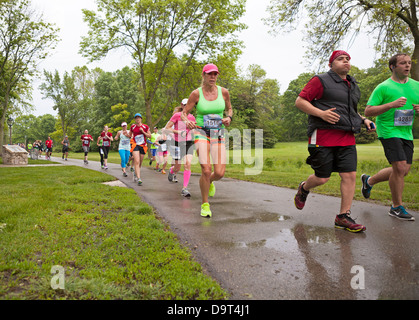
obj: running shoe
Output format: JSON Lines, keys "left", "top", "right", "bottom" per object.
{"left": 168, "top": 171, "right": 173, "bottom": 182}
{"left": 137, "top": 179, "right": 142, "bottom": 186}
{"left": 201, "top": 202, "right": 212, "bottom": 218}
{"left": 209, "top": 182, "right": 215, "bottom": 197}
{"left": 173, "top": 174, "right": 178, "bottom": 183}
{"left": 181, "top": 188, "right": 191, "bottom": 198}
{"left": 161, "top": 170, "right": 166, "bottom": 174}
{"left": 123, "top": 172, "right": 128, "bottom": 177}
{"left": 104, "top": 166, "right": 108, "bottom": 170}
{"left": 294, "top": 181, "right": 309, "bottom": 210}
{"left": 335, "top": 211, "right": 366, "bottom": 233}
{"left": 361, "top": 174, "right": 372, "bottom": 199}
{"left": 389, "top": 206, "right": 415, "bottom": 221}
{"left": 130, "top": 167, "right": 134, "bottom": 172}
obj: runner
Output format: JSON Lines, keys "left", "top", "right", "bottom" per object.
{"left": 97, "top": 137, "right": 104, "bottom": 169}
{"left": 114, "top": 122, "right": 131, "bottom": 177}
{"left": 293, "top": 50, "right": 375, "bottom": 233}
{"left": 61, "top": 135, "right": 69, "bottom": 161}
{"left": 165, "top": 99, "right": 196, "bottom": 197}
{"left": 149, "top": 127, "right": 159, "bottom": 168}
{"left": 45, "top": 136, "right": 53, "bottom": 160}
{"left": 80, "top": 130, "right": 94, "bottom": 165}
{"left": 182, "top": 63, "right": 233, "bottom": 217}
{"left": 97, "top": 125, "right": 113, "bottom": 169}
{"left": 130, "top": 113, "right": 151, "bottom": 185}
{"left": 361, "top": 53, "right": 419, "bottom": 221}
{"left": 156, "top": 131, "right": 169, "bottom": 174}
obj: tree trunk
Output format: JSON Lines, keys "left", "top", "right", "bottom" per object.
{"left": 411, "top": 40, "right": 419, "bottom": 81}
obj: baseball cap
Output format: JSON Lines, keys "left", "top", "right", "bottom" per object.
{"left": 329, "top": 50, "right": 351, "bottom": 64}
{"left": 134, "top": 113, "right": 142, "bottom": 118}
{"left": 181, "top": 99, "right": 188, "bottom": 105}
{"left": 202, "top": 63, "right": 219, "bottom": 74}
{"left": 121, "top": 122, "right": 127, "bottom": 127}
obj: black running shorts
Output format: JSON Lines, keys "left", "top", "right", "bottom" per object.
{"left": 306, "top": 145, "right": 357, "bottom": 178}
{"left": 379, "top": 138, "right": 413, "bottom": 164}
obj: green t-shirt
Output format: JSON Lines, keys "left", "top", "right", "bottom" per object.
{"left": 367, "top": 78, "right": 419, "bottom": 140}
{"left": 150, "top": 132, "right": 158, "bottom": 149}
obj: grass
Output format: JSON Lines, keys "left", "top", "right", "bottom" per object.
{"left": 66, "top": 140, "right": 419, "bottom": 210}
{"left": 223, "top": 140, "right": 419, "bottom": 211}
{"left": 0, "top": 166, "right": 227, "bottom": 300}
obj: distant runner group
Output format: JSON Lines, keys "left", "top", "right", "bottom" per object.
{"left": 30, "top": 56, "right": 418, "bottom": 231}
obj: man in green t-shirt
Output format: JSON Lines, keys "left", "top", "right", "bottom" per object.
{"left": 361, "top": 53, "right": 419, "bottom": 221}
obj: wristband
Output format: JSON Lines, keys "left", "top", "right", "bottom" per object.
{"left": 228, "top": 115, "right": 233, "bottom": 121}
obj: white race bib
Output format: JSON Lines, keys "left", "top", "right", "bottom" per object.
{"left": 394, "top": 109, "right": 414, "bottom": 126}
{"left": 203, "top": 114, "right": 222, "bottom": 129}
{"left": 135, "top": 135, "right": 145, "bottom": 145}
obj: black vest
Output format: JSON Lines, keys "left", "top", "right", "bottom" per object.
{"left": 307, "top": 70, "right": 362, "bottom": 137}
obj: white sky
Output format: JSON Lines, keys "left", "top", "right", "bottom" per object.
{"left": 30, "top": 0, "right": 376, "bottom": 116}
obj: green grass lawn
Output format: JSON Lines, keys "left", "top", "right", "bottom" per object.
{"left": 0, "top": 166, "right": 227, "bottom": 300}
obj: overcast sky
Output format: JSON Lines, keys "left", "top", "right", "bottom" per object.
{"left": 30, "top": 0, "right": 376, "bottom": 116}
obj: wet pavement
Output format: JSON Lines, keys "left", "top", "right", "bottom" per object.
{"left": 51, "top": 156, "right": 419, "bottom": 300}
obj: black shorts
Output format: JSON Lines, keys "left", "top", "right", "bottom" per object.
{"left": 172, "top": 140, "right": 195, "bottom": 160}
{"left": 306, "top": 145, "right": 357, "bottom": 178}
{"left": 379, "top": 138, "right": 414, "bottom": 164}
{"left": 133, "top": 145, "right": 146, "bottom": 155}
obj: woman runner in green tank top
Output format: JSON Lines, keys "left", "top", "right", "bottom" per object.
{"left": 181, "top": 63, "right": 233, "bottom": 218}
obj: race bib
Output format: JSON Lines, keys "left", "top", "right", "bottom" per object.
{"left": 394, "top": 109, "right": 414, "bottom": 126}
{"left": 161, "top": 143, "right": 167, "bottom": 152}
{"left": 103, "top": 140, "right": 110, "bottom": 147}
{"left": 121, "top": 139, "right": 130, "bottom": 146}
{"left": 203, "top": 114, "right": 222, "bottom": 129}
{"left": 135, "top": 135, "right": 145, "bottom": 145}
{"left": 83, "top": 140, "right": 89, "bottom": 145}
{"left": 173, "top": 146, "right": 180, "bottom": 159}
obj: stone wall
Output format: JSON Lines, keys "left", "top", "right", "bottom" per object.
{"left": 2, "top": 145, "right": 28, "bottom": 165}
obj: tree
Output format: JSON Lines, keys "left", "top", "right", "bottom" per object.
{"left": 278, "top": 72, "right": 313, "bottom": 141}
{"left": 0, "top": 0, "right": 59, "bottom": 154}
{"left": 265, "top": 0, "right": 419, "bottom": 80}
{"left": 12, "top": 113, "right": 56, "bottom": 144}
{"left": 80, "top": 0, "right": 246, "bottom": 127}
{"left": 39, "top": 70, "right": 81, "bottom": 138}
{"left": 229, "top": 64, "right": 281, "bottom": 147}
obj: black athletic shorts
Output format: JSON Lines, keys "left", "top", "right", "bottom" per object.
{"left": 379, "top": 138, "right": 414, "bottom": 164}
{"left": 172, "top": 140, "right": 195, "bottom": 160}
{"left": 306, "top": 145, "right": 357, "bottom": 178}
{"left": 133, "top": 145, "right": 146, "bottom": 155}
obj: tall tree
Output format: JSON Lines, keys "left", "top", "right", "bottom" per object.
{"left": 39, "top": 70, "right": 81, "bottom": 138}
{"left": 80, "top": 0, "right": 246, "bottom": 127}
{"left": 265, "top": 0, "right": 419, "bottom": 80}
{"left": 0, "top": 0, "right": 59, "bottom": 153}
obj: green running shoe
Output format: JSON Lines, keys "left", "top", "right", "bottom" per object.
{"left": 200, "top": 202, "right": 212, "bottom": 218}
{"left": 209, "top": 182, "right": 215, "bottom": 197}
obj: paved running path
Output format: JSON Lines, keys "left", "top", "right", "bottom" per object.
{"left": 50, "top": 156, "right": 419, "bottom": 300}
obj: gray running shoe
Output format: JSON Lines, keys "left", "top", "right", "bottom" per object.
{"left": 389, "top": 206, "right": 415, "bottom": 221}
{"left": 168, "top": 171, "right": 173, "bottom": 182}
{"left": 173, "top": 174, "right": 178, "bottom": 183}
{"left": 181, "top": 188, "right": 191, "bottom": 197}
{"left": 361, "top": 174, "right": 372, "bottom": 199}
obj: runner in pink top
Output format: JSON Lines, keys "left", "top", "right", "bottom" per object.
{"left": 165, "top": 99, "right": 196, "bottom": 197}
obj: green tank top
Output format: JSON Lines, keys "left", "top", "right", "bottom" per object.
{"left": 196, "top": 86, "right": 225, "bottom": 128}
